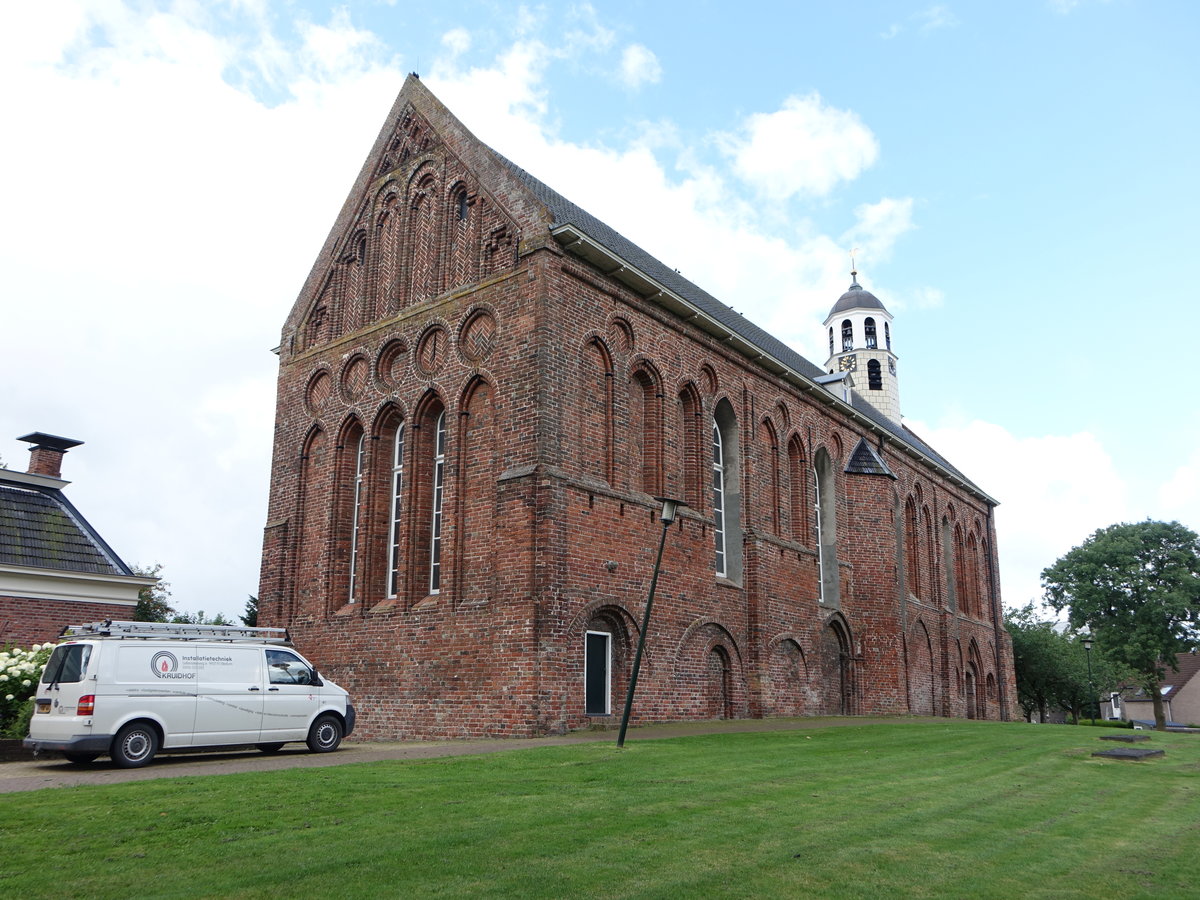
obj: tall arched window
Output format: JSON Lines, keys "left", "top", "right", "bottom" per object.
{"left": 905, "top": 496, "right": 921, "bottom": 598}
{"left": 347, "top": 433, "right": 365, "bottom": 603}
{"left": 884, "top": 321, "right": 892, "bottom": 351}
{"left": 788, "top": 435, "right": 808, "bottom": 546}
{"left": 678, "top": 384, "right": 704, "bottom": 508}
{"left": 867, "top": 359, "right": 883, "bottom": 390}
{"left": 386, "top": 421, "right": 405, "bottom": 598}
{"left": 815, "top": 448, "right": 839, "bottom": 607}
{"left": 762, "top": 419, "right": 780, "bottom": 534}
{"left": 841, "top": 319, "right": 853, "bottom": 352}
{"left": 713, "top": 419, "right": 727, "bottom": 577}
{"left": 828, "top": 327, "right": 834, "bottom": 357}
{"left": 429, "top": 411, "right": 446, "bottom": 595}
{"left": 865, "top": 317, "right": 877, "bottom": 349}
{"left": 712, "top": 399, "right": 742, "bottom": 581}
{"left": 631, "top": 367, "right": 663, "bottom": 495}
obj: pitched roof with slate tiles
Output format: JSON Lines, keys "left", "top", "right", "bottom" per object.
{"left": 0, "top": 478, "right": 133, "bottom": 576}
{"left": 1125, "top": 653, "right": 1200, "bottom": 701}
{"left": 494, "top": 154, "right": 993, "bottom": 504}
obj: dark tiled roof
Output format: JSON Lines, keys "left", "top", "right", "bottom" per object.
{"left": 0, "top": 482, "right": 127, "bottom": 575}
{"left": 846, "top": 438, "right": 896, "bottom": 478}
{"left": 829, "top": 284, "right": 888, "bottom": 317}
{"left": 1126, "top": 653, "right": 1200, "bottom": 700}
{"left": 496, "top": 155, "right": 989, "bottom": 500}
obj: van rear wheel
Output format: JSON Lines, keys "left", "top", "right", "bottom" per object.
{"left": 306, "top": 714, "right": 342, "bottom": 753}
{"left": 112, "top": 722, "right": 158, "bottom": 768}
{"left": 64, "top": 751, "right": 100, "bottom": 764}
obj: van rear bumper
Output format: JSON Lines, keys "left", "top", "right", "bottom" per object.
{"left": 24, "top": 735, "right": 111, "bottom": 756}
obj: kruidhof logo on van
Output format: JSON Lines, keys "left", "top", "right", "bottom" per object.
{"left": 150, "top": 651, "right": 195, "bottom": 679}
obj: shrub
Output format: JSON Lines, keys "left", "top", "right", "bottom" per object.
{"left": 0, "top": 644, "right": 52, "bottom": 735}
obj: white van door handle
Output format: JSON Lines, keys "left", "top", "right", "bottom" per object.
{"left": 248, "top": 686, "right": 260, "bottom": 691}
{"left": 268, "top": 687, "right": 280, "bottom": 692}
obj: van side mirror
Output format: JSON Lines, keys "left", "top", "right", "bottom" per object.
{"left": 312, "top": 670, "right": 324, "bottom": 687}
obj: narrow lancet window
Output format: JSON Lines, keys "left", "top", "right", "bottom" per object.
{"left": 712, "top": 420, "right": 727, "bottom": 577}
{"left": 347, "top": 434, "right": 365, "bottom": 603}
{"left": 868, "top": 359, "right": 883, "bottom": 390}
{"left": 429, "top": 412, "right": 446, "bottom": 594}
{"left": 841, "top": 319, "right": 853, "bottom": 352}
{"left": 865, "top": 317, "right": 877, "bottom": 349}
{"left": 386, "top": 422, "right": 405, "bottom": 597}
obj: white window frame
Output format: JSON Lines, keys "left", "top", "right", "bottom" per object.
{"left": 429, "top": 411, "right": 446, "bottom": 594}
{"left": 585, "top": 630, "right": 612, "bottom": 715}
{"left": 347, "top": 433, "right": 365, "bottom": 603}
{"left": 712, "top": 419, "right": 727, "bottom": 577}
{"left": 386, "top": 422, "right": 405, "bottom": 598}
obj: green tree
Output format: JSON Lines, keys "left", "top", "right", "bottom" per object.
{"left": 240, "top": 595, "right": 258, "bottom": 627}
{"left": 170, "top": 611, "right": 235, "bottom": 625}
{"left": 1042, "top": 520, "right": 1200, "bottom": 730}
{"left": 1006, "top": 603, "right": 1125, "bottom": 723}
{"left": 1005, "top": 603, "right": 1063, "bottom": 722}
{"left": 132, "top": 563, "right": 174, "bottom": 622}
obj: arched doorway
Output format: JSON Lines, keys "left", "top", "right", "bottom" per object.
{"left": 707, "top": 646, "right": 733, "bottom": 719}
{"left": 965, "top": 666, "right": 978, "bottom": 719}
{"left": 820, "top": 620, "right": 852, "bottom": 715}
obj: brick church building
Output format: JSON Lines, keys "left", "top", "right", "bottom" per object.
{"left": 258, "top": 75, "right": 1017, "bottom": 739}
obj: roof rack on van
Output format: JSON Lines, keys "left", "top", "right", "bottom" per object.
{"left": 61, "top": 620, "right": 293, "bottom": 644}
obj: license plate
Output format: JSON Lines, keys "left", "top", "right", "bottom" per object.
{"left": 35, "top": 700, "right": 51, "bottom": 714}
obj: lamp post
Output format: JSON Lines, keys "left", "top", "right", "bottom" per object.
{"left": 617, "top": 497, "right": 685, "bottom": 749}
{"left": 1081, "top": 634, "right": 1097, "bottom": 722}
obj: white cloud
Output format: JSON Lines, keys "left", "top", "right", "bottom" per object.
{"left": 717, "top": 92, "right": 880, "bottom": 200}
{"left": 917, "top": 5, "right": 960, "bottom": 31}
{"left": 1156, "top": 447, "right": 1200, "bottom": 531}
{"left": 841, "top": 198, "right": 915, "bottom": 264}
{"left": 0, "top": 5, "right": 923, "bottom": 615}
{"left": 906, "top": 419, "right": 1130, "bottom": 608}
{"left": 618, "top": 43, "right": 661, "bottom": 89}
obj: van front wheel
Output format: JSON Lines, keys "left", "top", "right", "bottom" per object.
{"left": 306, "top": 714, "right": 343, "bottom": 753}
{"left": 112, "top": 723, "right": 159, "bottom": 768}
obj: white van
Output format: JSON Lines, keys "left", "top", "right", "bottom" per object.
{"left": 24, "top": 620, "right": 355, "bottom": 767}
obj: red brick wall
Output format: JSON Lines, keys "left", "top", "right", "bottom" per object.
{"left": 0, "top": 596, "right": 135, "bottom": 647}
{"left": 259, "top": 90, "right": 1019, "bottom": 739}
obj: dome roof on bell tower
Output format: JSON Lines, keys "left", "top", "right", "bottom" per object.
{"left": 827, "top": 272, "right": 889, "bottom": 318}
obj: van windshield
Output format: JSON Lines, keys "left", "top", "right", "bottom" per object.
{"left": 41, "top": 644, "right": 92, "bottom": 685}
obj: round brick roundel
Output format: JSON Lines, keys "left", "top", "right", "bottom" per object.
{"left": 376, "top": 339, "right": 407, "bottom": 388}
{"left": 415, "top": 326, "right": 448, "bottom": 377}
{"left": 306, "top": 371, "right": 332, "bottom": 415}
{"left": 460, "top": 311, "right": 497, "bottom": 363}
{"left": 342, "top": 356, "right": 369, "bottom": 401}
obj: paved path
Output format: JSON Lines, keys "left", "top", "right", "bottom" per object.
{"left": 0, "top": 716, "right": 902, "bottom": 794}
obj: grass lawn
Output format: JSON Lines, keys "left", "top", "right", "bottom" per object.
{"left": 3, "top": 720, "right": 1199, "bottom": 898}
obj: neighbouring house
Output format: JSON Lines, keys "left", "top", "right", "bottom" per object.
{"left": 258, "top": 74, "right": 1019, "bottom": 739}
{"left": 1109, "top": 653, "right": 1200, "bottom": 727}
{"left": 0, "top": 433, "right": 156, "bottom": 645}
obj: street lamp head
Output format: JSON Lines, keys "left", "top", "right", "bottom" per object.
{"left": 655, "top": 497, "right": 687, "bottom": 525}
{"left": 1081, "top": 635, "right": 1093, "bottom": 652}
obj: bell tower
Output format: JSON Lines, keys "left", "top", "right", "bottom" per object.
{"left": 823, "top": 270, "right": 900, "bottom": 422}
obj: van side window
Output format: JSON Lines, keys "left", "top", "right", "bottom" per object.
{"left": 41, "top": 644, "right": 91, "bottom": 684}
{"left": 266, "top": 650, "right": 314, "bottom": 685}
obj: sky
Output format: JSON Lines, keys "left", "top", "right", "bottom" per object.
{"left": 2, "top": 0, "right": 1197, "bottom": 620}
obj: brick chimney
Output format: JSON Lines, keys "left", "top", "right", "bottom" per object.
{"left": 17, "top": 432, "right": 84, "bottom": 479}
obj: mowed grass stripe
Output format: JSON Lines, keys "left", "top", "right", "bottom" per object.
{"left": 3, "top": 721, "right": 1199, "bottom": 898}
